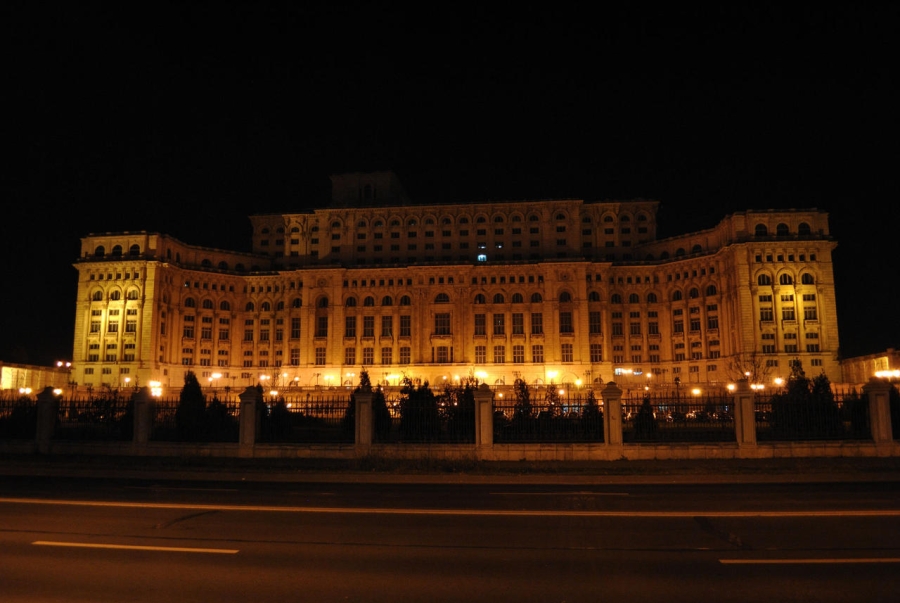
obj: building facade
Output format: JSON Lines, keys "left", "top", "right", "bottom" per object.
{"left": 70, "top": 172, "right": 840, "bottom": 395}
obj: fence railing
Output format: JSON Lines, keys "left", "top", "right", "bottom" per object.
{"left": 492, "top": 401, "right": 604, "bottom": 443}
{"left": 621, "top": 394, "right": 735, "bottom": 443}
{"left": 755, "top": 390, "right": 871, "bottom": 441}
{"left": 258, "top": 396, "right": 354, "bottom": 444}
{"left": 0, "top": 397, "right": 36, "bottom": 440}
{"left": 55, "top": 397, "right": 133, "bottom": 441}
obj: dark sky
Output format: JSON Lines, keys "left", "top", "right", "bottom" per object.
{"left": 3, "top": 3, "right": 898, "bottom": 365}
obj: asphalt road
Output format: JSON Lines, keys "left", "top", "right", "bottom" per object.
{"left": 2, "top": 475, "right": 899, "bottom": 602}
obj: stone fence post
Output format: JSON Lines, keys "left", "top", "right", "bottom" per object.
{"left": 239, "top": 386, "right": 262, "bottom": 455}
{"left": 132, "top": 387, "right": 155, "bottom": 446}
{"left": 601, "top": 381, "right": 623, "bottom": 446}
{"left": 473, "top": 383, "right": 494, "bottom": 458}
{"left": 863, "top": 378, "right": 894, "bottom": 443}
{"left": 732, "top": 379, "right": 757, "bottom": 446}
{"left": 355, "top": 389, "right": 373, "bottom": 455}
{"left": 35, "top": 386, "right": 59, "bottom": 455}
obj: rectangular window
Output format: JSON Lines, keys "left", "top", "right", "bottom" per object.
{"left": 707, "top": 316, "right": 719, "bottom": 330}
{"left": 630, "top": 322, "right": 641, "bottom": 336}
{"left": 532, "top": 344, "right": 544, "bottom": 363}
{"left": 363, "top": 316, "right": 375, "bottom": 337}
{"left": 493, "top": 345, "right": 506, "bottom": 363}
{"left": 381, "top": 316, "right": 393, "bottom": 337}
{"left": 804, "top": 307, "right": 818, "bottom": 320}
{"left": 362, "top": 347, "right": 374, "bottom": 365}
{"left": 690, "top": 318, "right": 701, "bottom": 332}
{"left": 531, "top": 313, "right": 543, "bottom": 335}
{"left": 381, "top": 347, "right": 393, "bottom": 364}
{"left": 612, "top": 322, "right": 624, "bottom": 336}
{"left": 436, "top": 346, "right": 449, "bottom": 363}
{"left": 512, "top": 313, "right": 524, "bottom": 335}
{"left": 290, "top": 349, "right": 300, "bottom": 365}
{"left": 291, "top": 318, "right": 300, "bottom": 339}
{"left": 344, "top": 347, "right": 356, "bottom": 365}
{"left": 434, "top": 313, "right": 451, "bottom": 335}
{"left": 512, "top": 344, "right": 525, "bottom": 363}
{"left": 259, "top": 329, "right": 270, "bottom": 341}
{"left": 400, "top": 315, "right": 411, "bottom": 337}
{"left": 316, "top": 316, "right": 328, "bottom": 337}
{"left": 559, "top": 311, "right": 573, "bottom": 334}
{"left": 399, "top": 346, "right": 411, "bottom": 364}
{"left": 345, "top": 316, "right": 357, "bottom": 338}
{"left": 474, "top": 313, "right": 486, "bottom": 335}
{"left": 561, "top": 343, "right": 573, "bottom": 362}
{"left": 590, "top": 344, "right": 602, "bottom": 363}
{"left": 760, "top": 309, "right": 774, "bottom": 322}
{"left": 782, "top": 308, "right": 796, "bottom": 321}
{"left": 589, "top": 311, "right": 601, "bottom": 334}
{"left": 475, "top": 345, "right": 486, "bottom": 364}
{"left": 315, "top": 348, "right": 326, "bottom": 365}
{"left": 493, "top": 313, "right": 505, "bottom": 335}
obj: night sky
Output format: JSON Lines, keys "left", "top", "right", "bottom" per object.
{"left": 3, "top": 3, "right": 898, "bottom": 366}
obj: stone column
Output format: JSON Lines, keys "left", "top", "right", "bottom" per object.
{"left": 35, "top": 386, "right": 59, "bottom": 455}
{"left": 132, "top": 387, "right": 154, "bottom": 446}
{"left": 355, "top": 389, "right": 373, "bottom": 454}
{"left": 863, "top": 378, "right": 894, "bottom": 443}
{"left": 239, "top": 386, "right": 262, "bottom": 454}
{"left": 733, "top": 379, "right": 757, "bottom": 446}
{"left": 601, "top": 381, "right": 623, "bottom": 446}
{"left": 473, "top": 383, "right": 494, "bottom": 458}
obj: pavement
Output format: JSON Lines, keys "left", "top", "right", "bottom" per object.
{"left": 2, "top": 453, "right": 900, "bottom": 485}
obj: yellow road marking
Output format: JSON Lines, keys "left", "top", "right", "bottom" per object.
{"left": 32, "top": 541, "right": 238, "bottom": 554}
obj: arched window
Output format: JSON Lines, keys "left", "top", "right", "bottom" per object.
{"left": 435, "top": 293, "right": 450, "bottom": 303}
{"left": 332, "top": 221, "right": 341, "bottom": 228}
{"left": 235, "top": 263, "right": 245, "bottom": 271}
{"left": 559, "top": 292, "right": 572, "bottom": 303}
{"left": 493, "top": 215, "right": 504, "bottom": 223}
{"left": 291, "top": 298, "right": 302, "bottom": 308}
{"left": 277, "top": 301, "right": 284, "bottom": 311}
{"left": 610, "top": 293, "right": 622, "bottom": 304}
{"left": 201, "top": 259, "right": 212, "bottom": 267}
{"left": 555, "top": 213, "right": 566, "bottom": 220}
{"left": 603, "top": 215, "right": 614, "bottom": 223}
{"left": 474, "top": 294, "right": 486, "bottom": 304}
{"left": 407, "top": 218, "right": 417, "bottom": 226}
{"left": 202, "top": 299, "right": 213, "bottom": 309}
{"left": 245, "top": 302, "right": 254, "bottom": 311}
{"left": 476, "top": 216, "right": 487, "bottom": 223}
{"left": 628, "top": 293, "right": 640, "bottom": 304}
{"left": 588, "top": 291, "right": 600, "bottom": 302}
{"left": 660, "top": 251, "right": 670, "bottom": 259}
{"left": 357, "top": 220, "right": 366, "bottom": 228}
{"left": 801, "top": 273, "right": 815, "bottom": 285}
{"left": 689, "top": 288, "right": 700, "bottom": 299}
{"left": 776, "top": 223, "right": 790, "bottom": 236}
{"left": 129, "top": 244, "right": 140, "bottom": 256}
{"left": 109, "top": 290, "right": 121, "bottom": 301}
{"left": 755, "top": 224, "right": 768, "bottom": 236}
{"left": 528, "top": 215, "right": 539, "bottom": 222}
{"left": 94, "top": 246, "right": 105, "bottom": 258}
{"left": 706, "top": 285, "right": 718, "bottom": 296}
{"left": 92, "top": 290, "right": 103, "bottom": 301}
{"left": 647, "top": 292, "right": 658, "bottom": 303}
{"left": 261, "top": 227, "right": 270, "bottom": 234}
{"left": 111, "top": 245, "right": 123, "bottom": 257}
{"left": 127, "top": 289, "right": 139, "bottom": 300}
{"left": 493, "top": 293, "right": 505, "bottom": 304}
{"left": 185, "top": 297, "right": 196, "bottom": 308}
{"left": 345, "top": 296, "right": 357, "bottom": 307}
{"left": 382, "top": 296, "right": 393, "bottom": 306}
{"left": 363, "top": 296, "right": 375, "bottom": 307}
{"left": 317, "top": 297, "right": 329, "bottom": 309}
{"left": 218, "top": 261, "right": 229, "bottom": 270}
{"left": 691, "top": 244, "right": 702, "bottom": 254}
{"left": 675, "top": 248, "right": 686, "bottom": 256}
{"left": 531, "top": 292, "right": 543, "bottom": 303}
{"left": 779, "top": 273, "right": 793, "bottom": 285}
{"left": 220, "top": 301, "right": 231, "bottom": 311}
{"left": 511, "top": 292, "right": 524, "bottom": 303}
{"left": 400, "top": 295, "right": 411, "bottom": 306}
{"left": 798, "top": 222, "right": 812, "bottom": 235}
{"left": 758, "top": 274, "right": 772, "bottom": 286}
{"left": 261, "top": 302, "right": 271, "bottom": 312}
{"left": 672, "top": 290, "right": 683, "bottom": 302}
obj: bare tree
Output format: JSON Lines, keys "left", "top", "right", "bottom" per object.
{"left": 724, "top": 352, "right": 773, "bottom": 384}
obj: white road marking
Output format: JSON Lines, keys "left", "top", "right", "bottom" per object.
{"left": 32, "top": 541, "right": 238, "bottom": 554}
{"left": 720, "top": 558, "right": 900, "bottom": 565}
{"left": 4, "top": 497, "right": 900, "bottom": 518}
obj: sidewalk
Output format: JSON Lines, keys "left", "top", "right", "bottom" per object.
{"left": 2, "top": 453, "right": 900, "bottom": 485}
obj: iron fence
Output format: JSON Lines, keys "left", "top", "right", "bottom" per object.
{"left": 621, "top": 393, "right": 735, "bottom": 443}
{"left": 0, "top": 397, "right": 36, "bottom": 439}
{"left": 258, "top": 395, "right": 354, "bottom": 444}
{"left": 55, "top": 396, "right": 133, "bottom": 441}
{"left": 755, "top": 389, "right": 871, "bottom": 441}
{"left": 150, "top": 398, "right": 240, "bottom": 442}
{"left": 492, "top": 394, "right": 604, "bottom": 443}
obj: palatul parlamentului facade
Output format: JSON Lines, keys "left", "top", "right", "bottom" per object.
{"left": 70, "top": 171, "right": 839, "bottom": 396}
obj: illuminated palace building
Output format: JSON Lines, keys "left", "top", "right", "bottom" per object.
{"left": 71, "top": 171, "right": 839, "bottom": 394}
